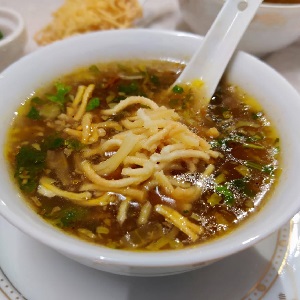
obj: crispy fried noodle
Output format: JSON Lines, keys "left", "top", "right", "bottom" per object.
{"left": 38, "top": 84, "right": 221, "bottom": 242}
{"left": 34, "top": 0, "right": 143, "bottom": 45}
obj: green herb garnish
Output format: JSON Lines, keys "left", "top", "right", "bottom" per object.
{"left": 215, "top": 184, "right": 235, "bottom": 206}
{"left": 0, "top": 31, "right": 3, "bottom": 40}
{"left": 31, "top": 97, "right": 44, "bottom": 105}
{"left": 42, "top": 135, "right": 65, "bottom": 150}
{"left": 231, "top": 178, "right": 254, "bottom": 197}
{"left": 245, "top": 161, "right": 275, "bottom": 174}
{"left": 15, "top": 145, "right": 46, "bottom": 193}
{"left": 65, "top": 138, "right": 83, "bottom": 151}
{"left": 172, "top": 85, "right": 184, "bottom": 94}
{"left": 86, "top": 97, "right": 100, "bottom": 111}
{"left": 27, "top": 106, "right": 40, "bottom": 120}
{"left": 47, "top": 82, "right": 71, "bottom": 105}
{"left": 118, "top": 81, "right": 139, "bottom": 95}
{"left": 243, "top": 143, "right": 265, "bottom": 150}
{"left": 59, "top": 207, "right": 87, "bottom": 227}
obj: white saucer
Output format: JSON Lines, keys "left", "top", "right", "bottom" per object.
{"left": 0, "top": 213, "right": 299, "bottom": 300}
{"left": 0, "top": 1, "right": 300, "bottom": 299}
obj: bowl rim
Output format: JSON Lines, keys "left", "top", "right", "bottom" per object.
{"left": 215, "top": 0, "right": 300, "bottom": 7}
{"left": 1, "top": 28, "right": 300, "bottom": 269}
{"left": 261, "top": 1, "right": 300, "bottom": 7}
{"left": 0, "top": 7, "right": 25, "bottom": 47}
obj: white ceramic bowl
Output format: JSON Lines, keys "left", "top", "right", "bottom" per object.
{"left": 1, "top": 29, "right": 300, "bottom": 276}
{"left": 0, "top": 7, "right": 27, "bottom": 71}
{"left": 178, "top": 0, "right": 300, "bottom": 57}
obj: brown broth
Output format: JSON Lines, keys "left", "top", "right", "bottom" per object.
{"left": 5, "top": 60, "right": 281, "bottom": 251}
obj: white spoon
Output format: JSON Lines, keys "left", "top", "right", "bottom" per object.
{"left": 174, "top": 0, "right": 263, "bottom": 107}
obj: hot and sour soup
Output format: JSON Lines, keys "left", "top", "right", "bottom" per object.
{"left": 5, "top": 60, "right": 280, "bottom": 251}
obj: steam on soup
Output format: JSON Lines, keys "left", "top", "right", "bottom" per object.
{"left": 5, "top": 60, "right": 280, "bottom": 250}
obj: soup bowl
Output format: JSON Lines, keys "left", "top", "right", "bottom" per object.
{"left": 178, "top": 0, "right": 300, "bottom": 57}
{"left": 0, "top": 29, "right": 300, "bottom": 276}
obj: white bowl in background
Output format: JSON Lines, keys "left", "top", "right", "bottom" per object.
{"left": 0, "top": 29, "right": 300, "bottom": 276}
{"left": 0, "top": 7, "right": 27, "bottom": 71}
{"left": 178, "top": 0, "right": 300, "bottom": 57}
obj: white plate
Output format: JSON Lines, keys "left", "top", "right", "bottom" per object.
{"left": 1, "top": 214, "right": 300, "bottom": 300}
{"left": 0, "top": 0, "right": 300, "bottom": 299}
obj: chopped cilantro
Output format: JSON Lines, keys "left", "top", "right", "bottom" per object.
{"left": 42, "top": 135, "right": 65, "bottom": 150}
{"left": 47, "top": 82, "right": 71, "bottom": 105}
{"left": 59, "top": 207, "right": 87, "bottom": 227}
{"left": 27, "top": 106, "right": 40, "bottom": 120}
{"left": 86, "top": 97, "right": 100, "bottom": 111}
{"left": 172, "top": 85, "right": 184, "bottom": 94}
{"left": 31, "top": 97, "right": 44, "bottom": 105}
{"left": 118, "top": 81, "right": 139, "bottom": 95}
{"left": 65, "top": 138, "right": 83, "bottom": 151}
{"left": 215, "top": 184, "right": 235, "bottom": 205}
{"left": 262, "top": 165, "right": 274, "bottom": 175}
{"left": 15, "top": 145, "right": 46, "bottom": 193}
{"left": 232, "top": 178, "right": 254, "bottom": 197}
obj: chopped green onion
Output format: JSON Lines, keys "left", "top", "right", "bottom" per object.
{"left": 262, "top": 165, "right": 274, "bottom": 174}
{"left": 172, "top": 85, "right": 184, "bottom": 94}
{"left": 245, "top": 161, "right": 263, "bottom": 171}
{"left": 243, "top": 143, "right": 265, "bottom": 150}
{"left": 47, "top": 82, "right": 71, "bottom": 105}
{"left": 245, "top": 161, "right": 275, "bottom": 174}
{"left": 86, "top": 97, "right": 100, "bottom": 111}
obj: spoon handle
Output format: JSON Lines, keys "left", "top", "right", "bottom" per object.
{"left": 175, "top": 0, "right": 263, "bottom": 105}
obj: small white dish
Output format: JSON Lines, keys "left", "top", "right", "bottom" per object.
{"left": 0, "top": 7, "right": 26, "bottom": 71}
{"left": 178, "top": 0, "right": 300, "bottom": 56}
